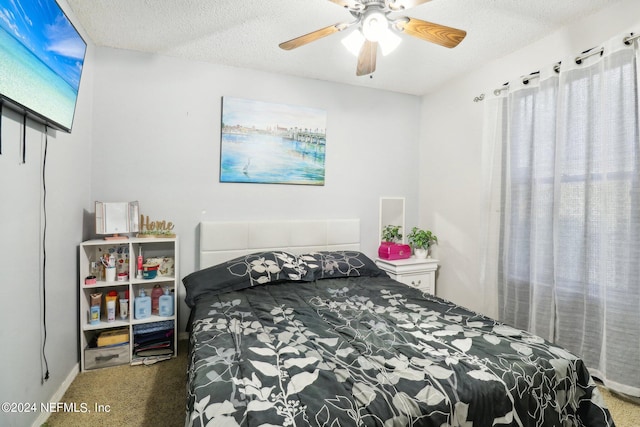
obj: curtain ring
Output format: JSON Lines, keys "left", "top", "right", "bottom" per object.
{"left": 624, "top": 32, "right": 635, "bottom": 45}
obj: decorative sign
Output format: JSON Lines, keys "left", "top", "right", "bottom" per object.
{"left": 137, "top": 214, "right": 176, "bottom": 238}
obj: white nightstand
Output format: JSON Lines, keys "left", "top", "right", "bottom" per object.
{"left": 376, "top": 257, "right": 439, "bottom": 295}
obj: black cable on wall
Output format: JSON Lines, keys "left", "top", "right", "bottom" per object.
{"left": 0, "top": 111, "right": 50, "bottom": 381}
{"left": 41, "top": 125, "right": 50, "bottom": 383}
{"left": 22, "top": 113, "right": 26, "bottom": 164}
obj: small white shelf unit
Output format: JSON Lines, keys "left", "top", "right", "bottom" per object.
{"left": 376, "top": 257, "right": 439, "bottom": 295}
{"left": 79, "top": 237, "right": 178, "bottom": 370}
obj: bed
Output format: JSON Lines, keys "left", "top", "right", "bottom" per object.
{"left": 184, "top": 220, "right": 614, "bottom": 426}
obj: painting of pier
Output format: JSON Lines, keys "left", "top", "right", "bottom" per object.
{"left": 220, "top": 97, "right": 327, "bottom": 185}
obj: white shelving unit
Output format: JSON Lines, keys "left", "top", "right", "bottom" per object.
{"left": 79, "top": 237, "right": 178, "bottom": 370}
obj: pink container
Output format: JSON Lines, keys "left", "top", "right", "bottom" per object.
{"left": 378, "top": 242, "right": 412, "bottom": 260}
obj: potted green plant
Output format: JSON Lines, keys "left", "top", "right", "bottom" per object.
{"left": 381, "top": 225, "right": 402, "bottom": 243}
{"left": 407, "top": 227, "right": 438, "bottom": 259}
{"left": 379, "top": 225, "right": 411, "bottom": 260}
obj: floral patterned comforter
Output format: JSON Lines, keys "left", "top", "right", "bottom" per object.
{"left": 186, "top": 276, "right": 614, "bottom": 426}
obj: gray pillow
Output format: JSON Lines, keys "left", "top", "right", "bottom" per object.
{"left": 183, "top": 251, "right": 308, "bottom": 307}
{"left": 298, "top": 251, "right": 386, "bottom": 280}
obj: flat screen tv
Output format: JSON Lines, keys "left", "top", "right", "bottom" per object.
{"left": 0, "top": 0, "right": 87, "bottom": 133}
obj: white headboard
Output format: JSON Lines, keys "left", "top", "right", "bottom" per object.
{"left": 199, "top": 219, "right": 360, "bottom": 269}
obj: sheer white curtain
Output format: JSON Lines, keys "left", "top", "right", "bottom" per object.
{"left": 482, "top": 34, "right": 640, "bottom": 396}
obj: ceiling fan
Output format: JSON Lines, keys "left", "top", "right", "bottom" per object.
{"left": 279, "top": 0, "right": 467, "bottom": 76}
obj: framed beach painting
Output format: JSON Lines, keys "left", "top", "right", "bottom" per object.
{"left": 220, "top": 97, "right": 327, "bottom": 185}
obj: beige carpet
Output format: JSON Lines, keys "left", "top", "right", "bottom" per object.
{"left": 43, "top": 340, "right": 188, "bottom": 427}
{"left": 600, "top": 387, "right": 640, "bottom": 427}
{"left": 43, "top": 340, "right": 640, "bottom": 426}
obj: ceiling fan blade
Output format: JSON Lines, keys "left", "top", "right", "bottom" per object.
{"left": 356, "top": 40, "right": 377, "bottom": 76}
{"left": 279, "top": 23, "right": 346, "bottom": 50}
{"left": 388, "top": 0, "right": 432, "bottom": 10}
{"left": 399, "top": 17, "right": 466, "bottom": 48}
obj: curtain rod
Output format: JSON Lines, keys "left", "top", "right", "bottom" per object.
{"left": 624, "top": 33, "right": 640, "bottom": 45}
{"left": 474, "top": 32, "right": 638, "bottom": 102}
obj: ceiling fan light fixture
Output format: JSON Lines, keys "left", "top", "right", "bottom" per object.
{"left": 341, "top": 29, "right": 365, "bottom": 56}
{"left": 378, "top": 29, "right": 401, "bottom": 56}
{"left": 362, "top": 11, "right": 388, "bottom": 42}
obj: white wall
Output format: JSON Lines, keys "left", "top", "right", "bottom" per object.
{"left": 419, "top": 0, "right": 640, "bottom": 318}
{"left": 0, "top": 2, "right": 94, "bottom": 425}
{"left": 89, "top": 47, "right": 421, "bottom": 331}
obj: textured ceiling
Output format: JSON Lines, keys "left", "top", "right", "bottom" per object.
{"left": 66, "top": 0, "right": 620, "bottom": 95}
